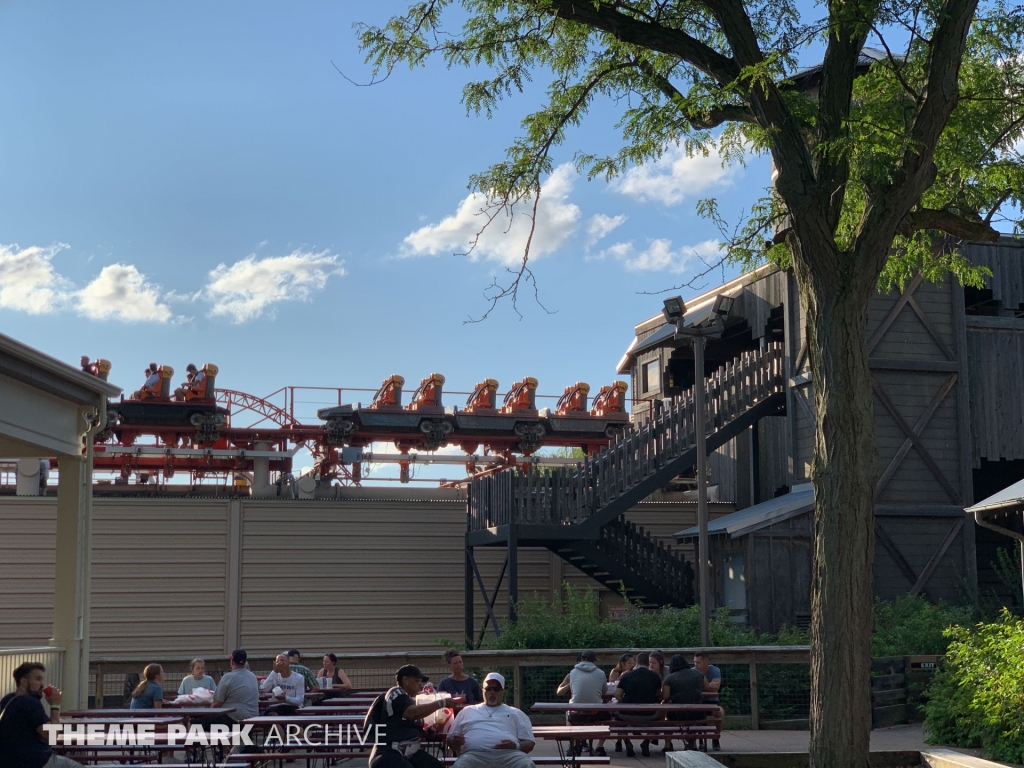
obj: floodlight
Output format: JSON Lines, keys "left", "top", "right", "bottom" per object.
{"left": 662, "top": 296, "right": 687, "bottom": 322}
{"left": 712, "top": 294, "right": 734, "bottom": 318}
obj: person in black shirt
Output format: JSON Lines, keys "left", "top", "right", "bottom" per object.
{"left": 437, "top": 651, "right": 482, "bottom": 705}
{"left": 366, "top": 665, "right": 454, "bottom": 768}
{"left": 610, "top": 652, "right": 662, "bottom": 757}
{"left": 659, "top": 654, "right": 708, "bottom": 752}
{"left": 0, "top": 661, "right": 84, "bottom": 768}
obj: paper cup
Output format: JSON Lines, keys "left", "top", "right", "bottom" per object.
{"left": 319, "top": 677, "right": 333, "bottom": 689}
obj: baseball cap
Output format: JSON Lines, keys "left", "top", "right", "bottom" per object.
{"left": 286, "top": 649, "right": 301, "bottom": 658}
{"left": 483, "top": 672, "right": 505, "bottom": 688}
{"left": 230, "top": 649, "right": 247, "bottom": 665}
{"left": 396, "top": 664, "right": 429, "bottom": 682}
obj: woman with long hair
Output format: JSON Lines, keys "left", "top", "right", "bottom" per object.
{"left": 608, "top": 653, "right": 635, "bottom": 753}
{"left": 130, "top": 664, "right": 164, "bottom": 709}
{"left": 316, "top": 653, "right": 353, "bottom": 699}
{"left": 608, "top": 652, "right": 635, "bottom": 683}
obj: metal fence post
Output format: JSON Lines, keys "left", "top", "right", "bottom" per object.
{"left": 95, "top": 663, "right": 104, "bottom": 708}
{"left": 513, "top": 659, "right": 523, "bottom": 710}
{"left": 748, "top": 660, "right": 759, "bottom": 729}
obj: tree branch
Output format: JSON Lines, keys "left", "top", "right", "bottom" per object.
{"left": 545, "top": 0, "right": 740, "bottom": 85}
{"left": 898, "top": 208, "right": 1001, "bottom": 241}
{"left": 633, "top": 56, "right": 756, "bottom": 128}
{"left": 855, "top": 0, "right": 981, "bottom": 286}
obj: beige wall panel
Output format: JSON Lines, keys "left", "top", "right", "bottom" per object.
{"left": 239, "top": 499, "right": 469, "bottom": 654}
{"left": 90, "top": 499, "right": 230, "bottom": 656}
{"left": 0, "top": 500, "right": 56, "bottom": 646}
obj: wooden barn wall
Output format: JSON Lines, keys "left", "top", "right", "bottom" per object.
{"left": 709, "top": 438, "right": 737, "bottom": 503}
{"left": 744, "top": 514, "right": 813, "bottom": 634}
{"left": 731, "top": 267, "right": 786, "bottom": 340}
{"left": 963, "top": 238, "right": 1024, "bottom": 312}
{"left": 0, "top": 492, "right": 726, "bottom": 656}
{"left": 757, "top": 416, "right": 790, "bottom": 502}
{"left": 965, "top": 324, "right": 1024, "bottom": 463}
{"left": 865, "top": 274, "right": 973, "bottom": 603}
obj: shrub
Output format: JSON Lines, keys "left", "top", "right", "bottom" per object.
{"left": 491, "top": 584, "right": 802, "bottom": 649}
{"left": 924, "top": 609, "right": 1024, "bottom": 763}
{"left": 872, "top": 595, "right": 973, "bottom": 657}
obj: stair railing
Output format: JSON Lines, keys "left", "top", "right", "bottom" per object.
{"left": 468, "top": 342, "right": 785, "bottom": 532}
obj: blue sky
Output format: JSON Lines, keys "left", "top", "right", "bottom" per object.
{"left": 1, "top": 2, "right": 776, "bottom": 481}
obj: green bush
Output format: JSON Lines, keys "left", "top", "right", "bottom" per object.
{"left": 489, "top": 584, "right": 971, "bottom": 654}
{"left": 872, "top": 595, "right": 973, "bottom": 657}
{"left": 491, "top": 584, "right": 803, "bottom": 649}
{"left": 924, "top": 609, "right": 1024, "bottom": 763}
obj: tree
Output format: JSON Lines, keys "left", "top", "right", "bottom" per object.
{"left": 357, "top": 2, "right": 1024, "bottom": 766}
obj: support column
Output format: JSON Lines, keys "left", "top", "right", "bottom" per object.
{"left": 695, "top": 335, "right": 711, "bottom": 648}
{"left": 225, "top": 498, "right": 242, "bottom": 653}
{"left": 508, "top": 525, "right": 518, "bottom": 625}
{"left": 52, "top": 447, "right": 91, "bottom": 709}
{"left": 464, "top": 541, "right": 474, "bottom": 649}
{"left": 252, "top": 442, "right": 272, "bottom": 496}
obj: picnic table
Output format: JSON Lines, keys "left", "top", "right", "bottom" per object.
{"left": 531, "top": 702, "right": 722, "bottom": 752}
{"left": 533, "top": 725, "right": 612, "bottom": 768}
{"left": 63, "top": 706, "right": 237, "bottom": 720}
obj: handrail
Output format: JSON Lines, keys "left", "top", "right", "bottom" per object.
{"left": 469, "top": 342, "right": 786, "bottom": 531}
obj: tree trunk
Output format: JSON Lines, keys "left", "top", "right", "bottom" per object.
{"left": 797, "top": 255, "right": 877, "bottom": 768}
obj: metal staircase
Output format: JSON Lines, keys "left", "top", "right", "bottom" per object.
{"left": 465, "top": 342, "right": 787, "bottom": 614}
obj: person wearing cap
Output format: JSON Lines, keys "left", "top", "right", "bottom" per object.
{"left": 446, "top": 672, "right": 535, "bottom": 768}
{"left": 285, "top": 650, "right": 319, "bottom": 693}
{"left": 366, "top": 665, "right": 453, "bottom": 768}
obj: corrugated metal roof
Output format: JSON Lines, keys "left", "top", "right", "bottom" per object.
{"left": 965, "top": 477, "right": 1024, "bottom": 514}
{"left": 674, "top": 486, "right": 814, "bottom": 540}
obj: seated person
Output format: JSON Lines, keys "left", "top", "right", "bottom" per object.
{"left": 660, "top": 654, "right": 707, "bottom": 752}
{"left": 611, "top": 651, "right": 662, "bottom": 757}
{"left": 129, "top": 664, "right": 164, "bottom": 709}
{"left": 366, "top": 665, "right": 453, "bottom": 768}
{"left": 447, "top": 673, "right": 535, "bottom": 768}
{"left": 0, "top": 661, "right": 86, "bottom": 768}
{"left": 694, "top": 651, "right": 724, "bottom": 751}
{"left": 201, "top": 649, "right": 260, "bottom": 728}
{"left": 178, "top": 658, "right": 216, "bottom": 696}
{"left": 260, "top": 654, "right": 305, "bottom": 715}
{"left": 556, "top": 650, "right": 608, "bottom": 756}
{"left": 134, "top": 364, "right": 161, "bottom": 400}
{"left": 437, "top": 650, "right": 482, "bottom": 705}
{"left": 286, "top": 649, "right": 319, "bottom": 692}
{"left": 317, "top": 653, "right": 353, "bottom": 698}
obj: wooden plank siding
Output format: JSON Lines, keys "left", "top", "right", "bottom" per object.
{"left": 965, "top": 326, "right": 1024, "bottom": 463}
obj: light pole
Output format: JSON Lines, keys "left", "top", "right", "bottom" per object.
{"left": 663, "top": 294, "right": 733, "bottom": 647}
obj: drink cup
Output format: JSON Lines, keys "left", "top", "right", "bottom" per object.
{"left": 319, "top": 677, "right": 332, "bottom": 689}
{"left": 272, "top": 686, "right": 283, "bottom": 696}
{"left": 44, "top": 685, "right": 54, "bottom": 697}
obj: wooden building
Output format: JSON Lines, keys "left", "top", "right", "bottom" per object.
{"left": 611, "top": 235, "right": 1024, "bottom": 629}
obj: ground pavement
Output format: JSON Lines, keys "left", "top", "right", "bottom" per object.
{"left": 269, "top": 725, "right": 933, "bottom": 768}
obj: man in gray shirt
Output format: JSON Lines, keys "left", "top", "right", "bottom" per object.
{"left": 203, "top": 649, "right": 259, "bottom": 726}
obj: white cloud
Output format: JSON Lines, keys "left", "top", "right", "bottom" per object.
{"left": 205, "top": 250, "right": 345, "bottom": 323}
{"left": 0, "top": 243, "right": 71, "bottom": 314}
{"left": 602, "top": 238, "right": 722, "bottom": 273}
{"left": 586, "top": 213, "right": 627, "bottom": 246}
{"left": 402, "top": 164, "right": 581, "bottom": 266}
{"left": 76, "top": 264, "right": 173, "bottom": 322}
{"left": 614, "top": 143, "right": 739, "bottom": 206}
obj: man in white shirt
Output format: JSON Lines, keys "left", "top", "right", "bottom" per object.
{"left": 447, "top": 673, "right": 535, "bottom": 768}
{"left": 260, "top": 654, "right": 305, "bottom": 715}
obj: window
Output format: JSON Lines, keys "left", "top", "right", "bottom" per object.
{"left": 722, "top": 553, "right": 746, "bottom": 610}
{"left": 642, "top": 359, "right": 661, "bottom": 394}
